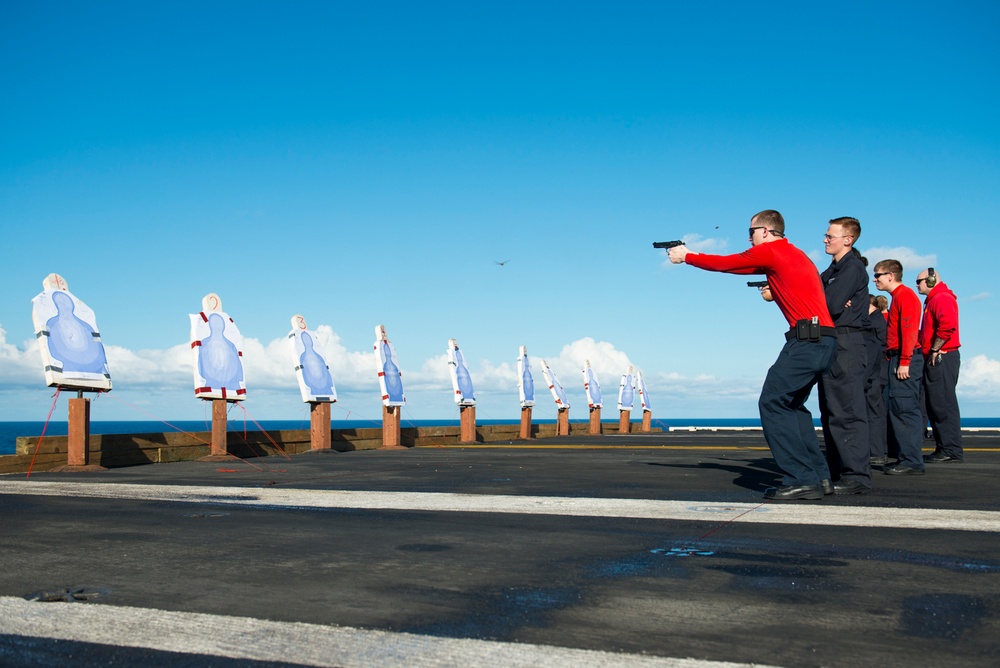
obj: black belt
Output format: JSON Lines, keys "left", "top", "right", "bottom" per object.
{"left": 835, "top": 326, "right": 867, "bottom": 333}
{"left": 887, "top": 348, "right": 922, "bottom": 358}
{"left": 785, "top": 326, "right": 837, "bottom": 342}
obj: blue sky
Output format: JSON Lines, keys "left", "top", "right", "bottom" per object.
{"left": 2, "top": 1, "right": 998, "bottom": 425}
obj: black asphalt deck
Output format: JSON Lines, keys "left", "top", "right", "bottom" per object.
{"left": 1, "top": 429, "right": 998, "bottom": 667}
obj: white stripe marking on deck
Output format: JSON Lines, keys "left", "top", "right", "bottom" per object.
{"left": 0, "top": 480, "right": 997, "bottom": 532}
{"left": 0, "top": 596, "right": 775, "bottom": 668}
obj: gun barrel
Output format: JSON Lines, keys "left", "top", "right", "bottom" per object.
{"left": 652, "top": 240, "right": 684, "bottom": 249}
{"left": 747, "top": 281, "right": 769, "bottom": 288}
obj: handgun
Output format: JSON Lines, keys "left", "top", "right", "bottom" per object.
{"left": 747, "top": 281, "right": 769, "bottom": 288}
{"left": 652, "top": 240, "right": 684, "bottom": 249}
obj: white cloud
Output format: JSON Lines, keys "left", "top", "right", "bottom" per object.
{"left": 653, "top": 370, "right": 763, "bottom": 402}
{"left": 957, "top": 355, "right": 1000, "bottom": 401}
{"left": 964, "top": 292, "right": 991, "bottom": 302}
{"left": 0, "top": 325, "right": 45, "bottom": 387}
{"left": 537, "top": 338, "right": 634, "bottom": 389}
{"left": 863, "top": 246, "right": 936, "bottom": 278}
{"left": 105, "top": 343, "right": 190, "bottom": 388}
{"left": 682, "top": 234, "right": 729, "bottom": 254}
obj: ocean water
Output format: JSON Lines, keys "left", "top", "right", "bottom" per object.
{"left": 2, "top": 417, "right": 998, "bottom": 457}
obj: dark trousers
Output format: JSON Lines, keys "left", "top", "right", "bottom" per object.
{"left": 865, "top": 336, "right": 888, "bottom": 459}
{"left": 759, "top": 336, "right": 837, "bottom": 487}
{"left": 819, "top": 331, "right": 871, "bottom": 485}
{"left": 924, "top": 350, "right": 963, "bottom": 458}
{"left": 888, "top": 351, "right": 926, "bottom": 471}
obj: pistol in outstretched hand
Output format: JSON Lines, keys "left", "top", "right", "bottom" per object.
{"left": 652, "top": 240, "right": 684, "bottom": 249}
{"left": 747, "top": 281, "right": 769, "bottom": 288}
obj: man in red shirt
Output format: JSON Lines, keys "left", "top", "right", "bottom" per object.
{"left": 917, "top": 268, "right": 964, "bottom": 463}
{"left": 873, "top": 259, "right": 925, "bottom": 474}
{"left": 669, "top": 210, "right": 836, "bottom": 500}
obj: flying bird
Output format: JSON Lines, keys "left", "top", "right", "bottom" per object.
{"left": 494, "top": 260, "right": 511, "bottom": 266}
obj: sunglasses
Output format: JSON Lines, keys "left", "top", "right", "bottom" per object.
{"left": 748, "top": 226, "right": 765, "bottom": 237}
{"left": 916, "top": 278, "right": 929, "bottom": 285}
{"left": 873, "top": 272, "right": 891, "bottom": 279}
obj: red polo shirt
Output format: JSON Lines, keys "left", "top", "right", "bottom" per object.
{"left": 685, "top": 238, "right": 833, "bottom": 329}
{"left": 886, "top": 283, "right": 921, "bottom": 365}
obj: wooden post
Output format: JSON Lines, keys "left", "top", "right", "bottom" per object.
{"left": 459, "top": 405, "right": 477, "bottom": 443}
{"left": 67, "top": 396, "right": 90, "bottom": 466}
{"left": 197, "top": 399, "right": 232, "bottom": 461}
{"left": 381, "top": 405, "right": 403, "bottom": 448}
{"left": 211, "top": 399, "right": 228, "bottom": 456}
{"left": 519, "top": 406, "right": 533, "bottom": 439}
{"left": 50, "top": 394, "right": 106, "bottom": 472}
{"left": 310, "top": 402, "right": 332, "bottom": 450}
{"left": 641, "top": 410, "right": 652, "bottom": 433}
{"left": 557, "top": 408, "right": 570, "bottom": 436}
{"left": 589, "top": 407, "right": 602, "bottom": 435}
{"left": 619, "top": 409, "right": 631, "bottom": 434}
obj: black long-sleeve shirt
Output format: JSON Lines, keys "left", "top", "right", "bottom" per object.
{"left": 821, "top": 252, "right": 872, "bottom": 329}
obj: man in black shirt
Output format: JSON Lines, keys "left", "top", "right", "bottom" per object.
{"left": 866, "top": 295, "right": 890, "bottom": 465}
{"left": 819, "top": 217, "right": 873, "bottom": 494}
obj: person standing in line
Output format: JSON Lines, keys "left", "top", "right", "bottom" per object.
{"left": 866, "top": 295, "right": 890, "bottom": 466}
{"left": 669, "top": 210, "right": 836, "bottom": 500}
{"left": 873, "top": 259, "right": 925, "bottom": 475}
{"left": 916, "top": 268, "right": 964, "bottom": 463}
{"left": 818, "top": 218, "right": 872, "bottom": 494}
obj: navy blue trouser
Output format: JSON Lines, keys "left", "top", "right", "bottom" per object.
{"left": 924, "top": 350, "right": 963, "bottom": 459}
{"left": 819, "top": 331, "right": 872, "bottom": 486}
{"left": 864, "top": 334, "right": 888, "bottom": 459}
{"left": 888, "top": 351, "right": 926, "bottom": 471}
{"left": 759, "top": 336, "right": 837, "bottom": 487}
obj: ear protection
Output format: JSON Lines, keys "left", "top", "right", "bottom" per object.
{"left": 925, "top": 267, "right": 938, "bottom": 288}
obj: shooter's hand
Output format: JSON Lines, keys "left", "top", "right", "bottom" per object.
{"left": 668, "top": 245, "right": 688, "bottom": 264}
{"left": 760, "top": 287, "right": 774, "bottom": 302}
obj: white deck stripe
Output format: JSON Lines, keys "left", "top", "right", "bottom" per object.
{"left": 0, "top": 597, "right": 777, "bottom": 668}
{"left": 1, "top": 480, "right": 997, "bottom": 532}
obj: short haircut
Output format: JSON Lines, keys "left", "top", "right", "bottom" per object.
{"left": 752, "top": 209, "right": 785, "bottom": 236}
{"left": 874, "top": 259, "right": 903, "bottom": 281}
{"left": 870, "top": 294, "right": 888, "bottom": 311}
{"left": 830, "top": 216, "right": 861, "bottom": 240}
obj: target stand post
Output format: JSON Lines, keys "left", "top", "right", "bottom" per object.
{"left": 381, "top": 405, "right": 404, "bottom": 449}
{"left": 310, "top": 402, "right": 332, "bottom": 451}
{"left": 197, "top": 399, "right": 233, "bottom": 462}
{"left": 557, "top": 407, "right": 570, "bottom": 436}
{"left": 589, "top": 407, "right": 602, "bottom": 435}
{"left": 459, "top": 405, "right": 477, "bottom": 443}
{"left": 50, "top": 392, "right": 106, "bottom": 472}
{"left": 641, "top": 410, "right": 652, "bottom": 433}
{"left": 519, "top": 406, "right": 533, "bottom": 439}
{"left": 619, "top": 409, "right": 632, "bottom": 435}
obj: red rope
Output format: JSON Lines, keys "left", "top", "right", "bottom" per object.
{"left": 99, "top": 392, "right": 211, "bottom": 446}
{"left": 26, "top": 388, "right": 61, "bottom": 478}
{"left": 235, "top": 403, "right": 291, "bottom": 461}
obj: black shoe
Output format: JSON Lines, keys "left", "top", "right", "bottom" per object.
{"left": 870, "top": 456, "right": 889, "bottom": 466}
{"left": 764, "top": 484, "right": 823, "bottom": 500}
{"left": 883, "top": 464, "right": 925, "bottom": 476}
{"left": 821, "top": 479, "right": 834, "bottom": 495}
{"left": 833, "top": 479, "right": 872, "bottom": 495}
{"left": 924, "top": 452, "right": 963, "bottom": 463}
